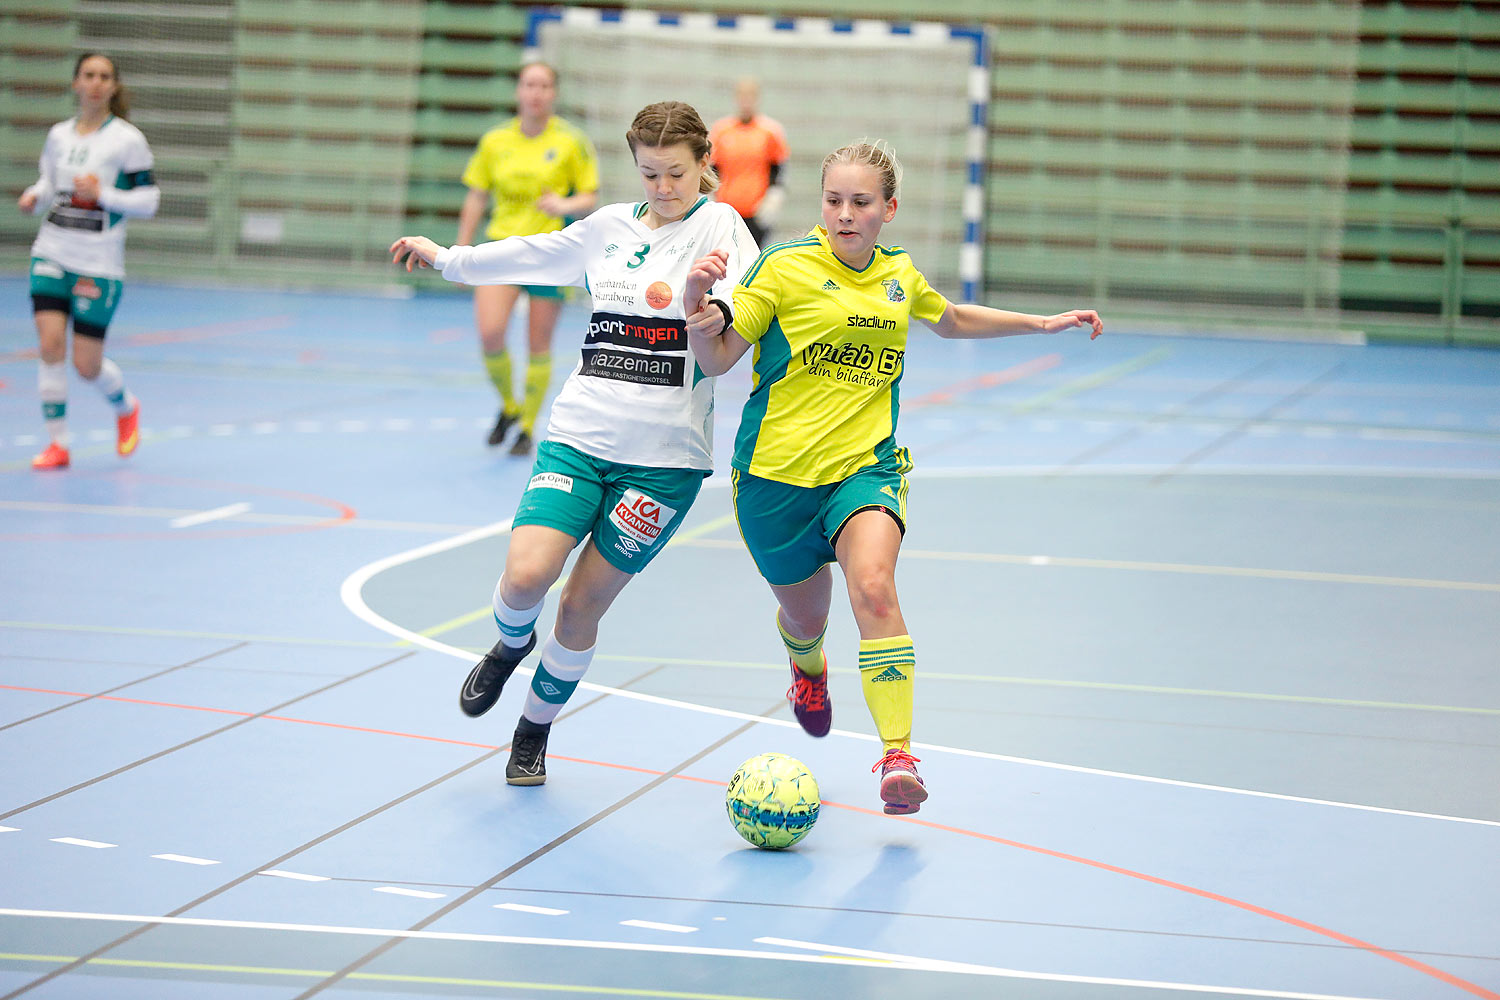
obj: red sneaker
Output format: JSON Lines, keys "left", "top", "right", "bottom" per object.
{"left": 117, "top": 401, "right": 140, "bottom": 456}
{"left": 873, "top": 746, "right": 927, "bottom": 815}
{"left": 786, "top": 656, "right": 831, "bottom": 737}
{"left": 32, "top": 442, "right": 71, "bottom": 470}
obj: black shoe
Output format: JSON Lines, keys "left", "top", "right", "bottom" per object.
{"left": 508, "top": 430, "right": 533, "bottom": 456}
{"left": 487, "top": 410, "right": 518, "bottom": 447}
{"left": 459, "top": 632, "right": 536, "bottom": 717}
{"left": 506, "top": 716, "right": 551, "bottom": 785}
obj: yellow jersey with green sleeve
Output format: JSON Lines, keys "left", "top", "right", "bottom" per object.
{"left": 731, "top": 226, "right": 949, "bottom": 487}
{"left": 461, "top": 116, "right": 599, "bottom": 241}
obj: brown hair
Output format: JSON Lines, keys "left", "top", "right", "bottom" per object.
{"left": 821, "top": 138, "right": 903, "bottom": 202}
{"left": 625, "top": 101, "right": 718, "bottom": 194}
{"left": 74, "top": 52, "right": 129, "bottom": 120}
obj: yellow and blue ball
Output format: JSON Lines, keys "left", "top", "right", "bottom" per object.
{"left": 725, "top": 752, "right": 820, "bottom": 850}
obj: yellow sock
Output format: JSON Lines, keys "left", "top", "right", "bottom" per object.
{"left": 521, "top": 353, "right": 551, "bottom": 432}
{"left": 859, "top": 635, "right": 914, "bottom": 750}
{"left": 484, "top": 352, "right": 517, "bottom": 411}
{"left": 777, "top": 611, "right": 826, "bottom": 676}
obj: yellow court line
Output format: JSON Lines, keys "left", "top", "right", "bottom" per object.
{"left": 416, "top": 513, "right": 738, "bottom": 640}
{"left": 582, "top": 653, "right": 1500, "bottom": 718}
{"left": 667, "top": 538, "right": 1500, "bottom": 594}
{"left": 0, "top": 620, "right": 400, "bottom": 649}
{"left": 0, "top": 955, "right": 792, "bottom": 1000}
{"left": 1011, "top": 347, "right": 1173, "bottom": 413}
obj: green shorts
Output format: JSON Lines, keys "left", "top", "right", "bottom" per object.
{"left": 513, "top": 440, "right": 708, "bottom": 574}
{"left": 731, "top": 447, "right": 913, "bottom": 587}
{"left": 29, "top": 257, "right": 123, "bottom": 336}
{"left": 521, "top": 284, "right": 564, "bottom": 300}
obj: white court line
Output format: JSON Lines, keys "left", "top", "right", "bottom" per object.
{"left": 619, "top": 919, "right": 697, "bottom": 934}
{"left": 754, "top": 936, "right": 1391, "bottom": 999}
{"left": 0, "top": 825, "right": 19, "bottom": 833}
{"left": 494, "top": 902, "right": 569, "bottom": 916}
{"left": 338, "top": 516, "right": 1500, "bottom": 829}
{"left": 258, "top": 870, "right": 329, "bottom": 882}
{"left": 151, "top": 854, "right": 220, "bottom": 866}
{"left": 0, "top": 908, "right": 1394, "bottom": 999}
{"left": 170, "top": 502, "right": 251, "bottom": 529}
{"left": 373, "top": 887, "right": 445, "bottom": 900}
{"left": 50, "top": 838, "right": 115, "bottom": 849}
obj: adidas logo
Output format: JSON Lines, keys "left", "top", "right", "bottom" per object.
{"left": 821, "top": 279, "right": 839, "bottom": 291}
{"left": 879, "top": 485, "right": 897, "bottom": 500}
{"left": 869, "top": 664, "right": 908, "bottom": 682}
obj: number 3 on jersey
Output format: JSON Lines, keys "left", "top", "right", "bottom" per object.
{"left": 626, "top": 243, "right": 650, "bottom": 269}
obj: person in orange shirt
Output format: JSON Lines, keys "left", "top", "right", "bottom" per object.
{"left": 709, "top": 77, "right": 788, "bottom": 247}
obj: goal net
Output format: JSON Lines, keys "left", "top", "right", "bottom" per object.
{"left": 529, "top": 10, "right": 987, "bottom": 302}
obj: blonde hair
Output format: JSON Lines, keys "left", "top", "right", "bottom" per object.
{"left": 821, "top": 138, "right": 902, "bottom": 202}
{"left": 625, "top": 101, "right": 719, "bottom": 194}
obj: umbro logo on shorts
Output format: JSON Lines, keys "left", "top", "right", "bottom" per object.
{"left": 870, "top": 665, "right": 908, "bottom": 682}
{"left": 615, "top": 536, "right": 641, "bottom": 555}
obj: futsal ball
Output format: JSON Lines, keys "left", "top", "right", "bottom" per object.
{"left": 725, "top": 752, "right": 820, "bottom": 850}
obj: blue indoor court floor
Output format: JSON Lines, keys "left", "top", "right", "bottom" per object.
{"left": 1, "top": 276, "right": 1498, "bottom": 1000}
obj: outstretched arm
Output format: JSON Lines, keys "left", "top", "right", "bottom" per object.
{"left": 928, "top": 302, "right": 1103, "bottom": 341}
{"left": 684, "top": 249, "right": 753, "bottom": 377}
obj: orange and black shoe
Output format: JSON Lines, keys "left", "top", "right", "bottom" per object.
{"left": 32, "top": 442, "right": 70, "bottom": 470}
{"left": 873, "top": 746, "right": 927, "bottom": 815}
{"left": 117, "top": 401, "right": 140, "bottom": 457}
{"left": 786, "top": 655, "right": 831, "bottom": 737}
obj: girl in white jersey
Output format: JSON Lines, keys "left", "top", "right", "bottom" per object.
{"left": 18, "top": 53, "right": 159, "bottom": 470}
{"left": 392, "top": 101, "right": 758, "bottom": 786}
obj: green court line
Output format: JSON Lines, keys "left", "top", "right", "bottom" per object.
{"left": 669, "top": 538, "right": 1500, "bottom": 594}
{"left": 0, "top": 953, "right": 792, "bottom": 999}
{"left": 1011, "top": 347, "right": 1173, "bottom": 413}
{"left": 581, "top": 653, "right": 1500, "bottom": 718}
{"left": 0, "top": 621, "right": 401, "bottom": 649}
{"left": 416, "top": 513, "right": 738, "bottom": 640}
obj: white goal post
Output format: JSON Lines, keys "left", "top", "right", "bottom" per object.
{"left": 526, "top": 8, "right": 989, "bottom": 303}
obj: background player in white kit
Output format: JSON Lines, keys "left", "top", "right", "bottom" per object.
{"left": 17, "top": 53, "right": 159, "bottom": 470}
{"left": 392, "top": 101, "right": 758, "bottom": 786}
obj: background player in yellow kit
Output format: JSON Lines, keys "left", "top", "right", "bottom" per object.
{"left": 458, "top": 62, "right": 599, "bottom": 455}
{"left": 684, "top": 139, "right": 1102, "bottom": 814}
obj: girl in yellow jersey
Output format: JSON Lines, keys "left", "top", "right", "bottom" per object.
{"left": 458, "top": 62, "right": 600, "bottom": 455}
{"left": 684, "top": 140, "right": 1103, "bottom": 814}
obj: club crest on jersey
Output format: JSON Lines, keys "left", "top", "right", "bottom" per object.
{"left": 882, "top": 279, "right": 905, "bottom": 303}
{"left": 609, "top": 489, "right": 678, "bottom": 546}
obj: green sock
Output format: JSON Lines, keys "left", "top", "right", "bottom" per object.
{"left": 859, "top": 634, "right": 914, "bottom": 750}
{"left": 521, "top": 353, "right": 551, "bottom": 432}
{"left": 484, "top": 352, "right": 517, "bottom": 411}
{"left": 777, "top": 611, "right": 826, "bottom": 676}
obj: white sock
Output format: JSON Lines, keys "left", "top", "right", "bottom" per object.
{"left": 38, "top": 361, "right": 68, "bottom": 445}
{"left": 89, "top": 357, "right": 135, "bottom": 415}
{"left": 521, "top": 631, "right": 594, "bottom": 726}
{"left": 492, "top": 579, "right": 543, "bottom": 650}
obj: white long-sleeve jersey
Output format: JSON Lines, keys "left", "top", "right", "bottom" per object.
{"left": 436, "top": 197, "right": 758, "bottom": 471}
{"left": 25, "top": 116, "right": 159, "bottom": 280}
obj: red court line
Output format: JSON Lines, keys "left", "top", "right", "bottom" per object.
{"left": 0, "top": 472, "right": 356, "bottom": 542}
{"left": 0, "top": 315, "right": 294, "bottom": 363}
{"left": 904, "top": 353, "right": 1063, "bottom": 410}
{"left": 4, "top": 681, "right": 1493, "bottom": 998}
